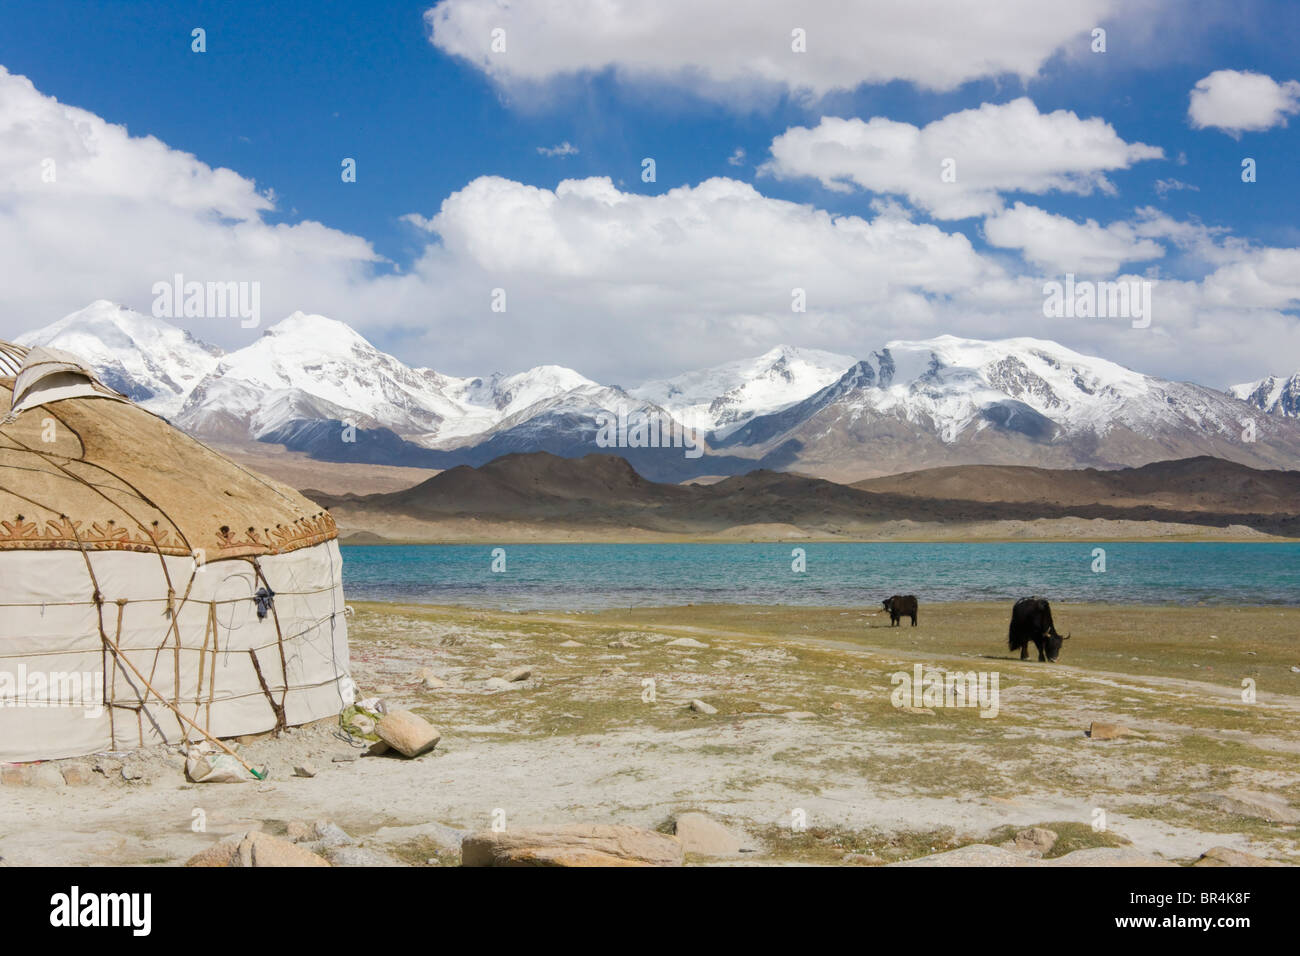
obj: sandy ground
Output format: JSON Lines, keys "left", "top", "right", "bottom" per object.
{"left": 2, "top": 601, "right": 1298, "bottom": 866}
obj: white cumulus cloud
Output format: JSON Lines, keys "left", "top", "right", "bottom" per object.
{"left": 984, "top": 202, "right": 1166, "bottom": 276}
{"left": 762, "top": 99, "right": 1163, "bottom": 220}
{"left": 1188, "top": 69, "right": 1300, "bottom": 136}
{"left": 425, "top": 0, "right": 1119, "bottom": 97}
{"left": 0, "top": 66, "right": 381, "bottom": 349}
{"left": 3, "top": 66, "right": 1299, "bottom": 388}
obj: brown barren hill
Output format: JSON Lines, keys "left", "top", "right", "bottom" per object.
{"left": 309, "top": 452, "right": 1300, "bottom": 539}
{"left": 852, "top": 456, "right": 1300, "bottom": 514}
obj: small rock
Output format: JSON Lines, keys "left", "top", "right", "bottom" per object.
{"left": 673, "top": 812, "right": 748, "bottom": 856}
{"left": 666, "top": 638, "right": 709, "bottom": 649}
{"left": 757, "top": 703, "right": 788, "bottom": 712}
{"left": 484, "top": 677, "right": 515, "bottom": 691}
{"left": 331, "top": 754, "right": 357, "bottom": 763}
{"left": 1087, "top": 721, "right": 1134, "bottom": 740}
{"left": 503, "top": 666, "right": 533, "bottom": 683}
{"left": 29, "top": 764, "right": 64, "bottom": 789}
{"left": 558, "top": 641, "right": 582, "bottom": 648}
{"left": 782, "top": 711, "right": 817, "bottom": 720}
{"left": 369, "top": 821, "right": 468, "bottom": 854}
{"left": 312, "top": 821, "right": 355, "bottom": 848}
{"left": 1014, "top": 827, "right": 1058, "bottom": 855}
{"left": 120, "top": 762, "right": 147, "bottom": 783}
{"left": 461, "top": 824, "right": 683, "bottom": 867}
{"left": 601, "top": 666, "right": 627, "bottom": 676}
{"left": 325, "top": 845, "right": 402, "bottom": 867}
{"left": 285, "top": 820, "right": 314, "bottom": 842}
{"left": 293, "top": 763, "right": 318, "bottom": 778}
{"left": 418, "top": 668, "right": 447, "bottom": 689}
{"left": 60, "top": 763, "right": 93, "bottom": 787}
{"left": 375, "top": 710, "right": 441, "bottom": 758}
{"left": 900, "top": 706, "right": 935, "bottom": 715}
{"left": 689, "top": 700, "right": 717, "bottom": 715}
{"left": 1, "top": 765, "right": 27, "bottom": 786}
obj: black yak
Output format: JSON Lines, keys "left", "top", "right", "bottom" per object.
{"left": 1008, "top": 597, "right": 1069, "bottom": 662}
{"left": 882, "top": 594, "right": 918, "bottom": 627}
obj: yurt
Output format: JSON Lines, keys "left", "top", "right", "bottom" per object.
{"left": 0, "top": 340, "right": 354, "bottom": 762}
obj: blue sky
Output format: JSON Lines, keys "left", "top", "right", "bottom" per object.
{"left": 1, "top": 1, "right": 1299, "bottom": 386}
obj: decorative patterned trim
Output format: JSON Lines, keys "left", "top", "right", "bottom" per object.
{"left": 0, "top": 511, "right": 337, "bottom": 558}
{"left": 213, "top": 512, "right": 338, "bottom": 557}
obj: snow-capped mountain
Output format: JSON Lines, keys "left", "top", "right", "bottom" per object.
{"left": 14, "top": 300, "right": 221, "bottom": 417}
{"left": 9, "top": 304, "right": 706, "bottom": 478}
{"left": 11, "top": 304, "right": 1300, "bottom": 482}
{"left": 631, "top": 345, "right": 854, "bottom": 436}
{"left": 429, "top": 365, "right": 604, "bottom": 444}
{"left": 1231, "top": 373, "right": 1300, "bottom": 418}
{"left": 174, "top": 312, "right": 471, "bottom": 441}
{"left": 715, "top": 335, "right": 1300, "bottom": 479}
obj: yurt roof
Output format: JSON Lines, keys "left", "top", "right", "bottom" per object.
{"left": 0, "top": 340, "right": 336, "bottom": 560}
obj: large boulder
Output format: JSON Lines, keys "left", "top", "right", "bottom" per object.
{"left": 461, "top": 825, "right": 684, "bottom": 867}
{"left": 186, "top": 831, "right": 330, "bottom": 867}
{"left": 673, "top": 812, "right": 748, "bottom": 857}
{"left": 375, "top": 711, "right": 441, "bottom": 758}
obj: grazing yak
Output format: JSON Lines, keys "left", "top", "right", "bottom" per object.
{"left": 882, "top": 594, "right": 918, "bottom": 627}
{"left": 1008, "top": 597, "right": 1070, "bottom": 662}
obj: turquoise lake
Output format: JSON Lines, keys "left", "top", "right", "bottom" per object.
{"left": 340, "top": 542, "right": 1300, "bottom": 610}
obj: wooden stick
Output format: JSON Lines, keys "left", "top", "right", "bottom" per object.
{"left": 100, "top": 630, "right": 263, "bottom": 778}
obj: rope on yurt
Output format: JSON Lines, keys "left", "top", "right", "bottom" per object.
{"left": 249, "top": 556, "right": 290, "bottom": 733}
{"left": 59, "top": 504, "right": 267, "bottom": 780}
{"left": 189, "top": 603, "right": 213, "bottom": 747}
{"left": 62, "top": 513, "right": 165, "bottom": 747}
{"left": 95, "top": 618, "right": 265, "bottom": 779}
{"left": 206, "top": 603, "right": 219, "bottom": 733}
{"left": 324, "top": 537, "right": 351, "bottom": 711}
{"left": 247, "top": 648, "right": 287, "bottom": 733}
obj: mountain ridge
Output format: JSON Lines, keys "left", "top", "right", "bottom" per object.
{"left": 306, "top": 451, "right": 1300, "bottom": 539}
{"left": 13, "top": 301, "right": 1300, "bottom": 481}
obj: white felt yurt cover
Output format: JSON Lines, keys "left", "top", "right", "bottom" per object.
{"left": 0, "top": 340, "right": 353, "bottom": 762}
